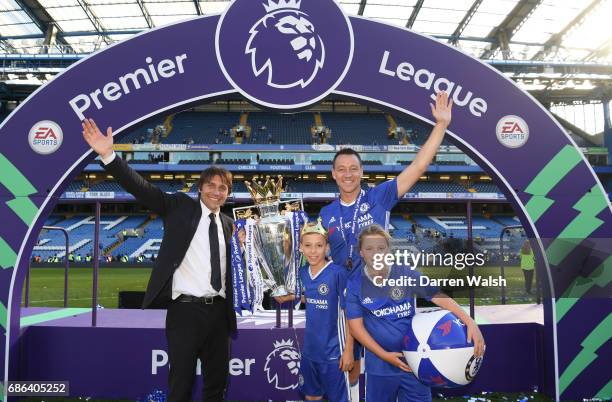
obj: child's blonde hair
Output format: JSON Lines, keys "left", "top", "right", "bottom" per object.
{"left": 358, "top": 224, "right": 391, "bottom": 249}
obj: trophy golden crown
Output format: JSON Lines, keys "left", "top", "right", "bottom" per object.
{"left": 245, "top": 176, "right": 285, "bottom": 204}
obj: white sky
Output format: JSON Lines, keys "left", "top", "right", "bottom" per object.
{"left": 0, "top": 0, "right": 609, "bottom": 60}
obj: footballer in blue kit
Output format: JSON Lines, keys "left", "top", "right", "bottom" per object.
{"left": 319, "top": 173, "right": 398, "bottom": 276}
{"left": 276, "top": 219, "right": 354, "bottom": 402}
{"left": 320, "top": 93, "right": 458, "bottom": 275}
{"left": 320, "top": 92, "right": 457, "bottom": 395}
{"left": 346, "top": 225, "right": 485, "bottom": 402}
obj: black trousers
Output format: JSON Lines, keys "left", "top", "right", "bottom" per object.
{"left": 523, "top": 269, "right": 534, "bottom": 294}
{"left": 165, "top": 299, "right": 230, "bottom": 402}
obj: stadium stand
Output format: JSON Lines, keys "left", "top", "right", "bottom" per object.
{"left": 393, "top": 116, "right": 453, "bottom": 146}
{"left": 260, "top": 158, "right": 294, "bottom": 165}
{"left": 33, "top": 215, "right": 150, "bottom": 262}
{"left": 160, "top": 112, "right": 240, "bottom": 144}
{"left": 472, "top": 183, "right": 501, "bottom": 193}
{"left": 408, "top": 181, "right": 468, "bottom": 193}
{"left": 65, "top": 180, "right": 85, "bottom": 192}
{"left": 411, "top": 215, "right": 506, "bottom": 239}
{"left": 493, "top": 215, "right": 521, "bottom": 227}
{"left": 116, "top": 117, "right": 166, "bottom": 144}
{"left": 88, "top": 182, "right": 125, "bottom": 192}
{"left": 321, "top": 112, "right": 390, "bottom": 145}
{"left": 284, "top": 181, "right": 338, "bottom": 193}
{"left": 246, "top": 112, "right": 313, "bottom": 144}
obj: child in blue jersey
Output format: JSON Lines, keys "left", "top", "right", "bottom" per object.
{"left": 277, "top": 219, "right": 354, "bottom": 401}
{"left": 346, "top": 225, "right": 485, "bottom": 402}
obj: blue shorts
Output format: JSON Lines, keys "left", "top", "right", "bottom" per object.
{"left": 365, "top": 372, "right": 431, "bottom": 402}
{"left": 300, "top": 356, "right": 350, "bottom": 402}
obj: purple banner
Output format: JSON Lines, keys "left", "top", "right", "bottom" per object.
{"left": 18, "top": 310, "right": 540, "bottom": 400}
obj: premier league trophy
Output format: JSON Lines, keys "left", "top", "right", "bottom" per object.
{"left": 232, "top": 176, "right": 306, "bottom": 327}
{"left": 246, "top": 176, "right": 295, "bottom": 297}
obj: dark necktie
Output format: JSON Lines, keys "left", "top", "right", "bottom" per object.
{"left": 209, "top": 212, "right": 222, "bottom": 292}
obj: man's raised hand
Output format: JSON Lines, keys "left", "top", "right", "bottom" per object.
{"left": 430, "top": 91, "right": 453, "bottom": 127}
{"left": 82, "top": 118, "right": 114, "bottom": 159}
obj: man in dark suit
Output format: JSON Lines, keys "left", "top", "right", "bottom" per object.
{"left": 82, "top": 118, "right": 236, "bottom": 402}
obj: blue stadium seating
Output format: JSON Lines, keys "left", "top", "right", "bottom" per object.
{"left": 33, "top": 213, "right": 528, "bottom": 263}
{"left": 246, "top": 112, "right": 313, "bottom": 144}
{"left": 409, "top": 182, "right": 468, "bottom": 193}
{"left": 32, "top": 215, "right": 150, "bottom": 261}
{"left": 260, "top": 159, "right": 294, "bottom": 165}
{"left": 117, "top": 117, "right": 165, "bottom": 144}
{"left": 390, "top": 214, "right": 412, "bottom": 230}
{"left": 321, "top": 113, "right": 390, "bottom": 145}
{"left": 393, "top": 116, "right": 452, "bottom": 146}
{"left": 411, "top": 215, "right": 506, "bottom": 239}
{"left": 153, "top": 182, "right": 184, "bottom": 193}
{"left": 285, "top": 181, "right": 337, "bottom": 193}
{"left": 113, "top": 218, "right": 164, "bottom": 258}
{"left": 472, "top": 183, "right": 501, "bottom": 193}
{"left": 162, "top": 112, "right": 240, "bottom": 144}
{"left": 389, "top": 214, "right": 414, "bottom": 241}
{"left": 65, "top": 180, "right": 85, "bottom": 192}
{"left": 88, "top": 181, "right": 125, "bottom": 192}
{"left": 112, "top": 111, "right": 459, "bottom": 146}
{"left": 493, "top": 215, "right": 521, "bottom": 227}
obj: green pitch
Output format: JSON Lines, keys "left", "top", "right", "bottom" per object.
{"left": 22, "top": 265, "right": 539, "bottom": 308}
{"left": 22, "top": 267, "right": 151, "bottom": 308}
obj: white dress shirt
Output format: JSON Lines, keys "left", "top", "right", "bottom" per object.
{"left": 172, "top": 201, "right": 227, "bottom": 299}
{"left": 101, "top": 152, "right": 227, "bottom": 299}
{"left": 100, "top": 151, "right": 117, "bottom": 165}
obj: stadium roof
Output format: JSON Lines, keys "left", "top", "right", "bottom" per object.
{"left": 0, "top": 0, "right": 610, "bottom": 63}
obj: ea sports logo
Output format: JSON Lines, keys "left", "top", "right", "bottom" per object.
{"left": 28, "top": 120, "right": 63, "bottom": 155}
{"left": 216, "top": 0, "right": 353, "bottom": 109}
{"left": 496, "top": 115, "right": 529, "bottom": 148}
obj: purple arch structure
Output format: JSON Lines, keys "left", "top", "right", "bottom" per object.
{"left": 0, "top": 1, "right": 610, "bottom": 400}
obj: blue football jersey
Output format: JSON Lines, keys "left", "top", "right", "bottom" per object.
{"left": 320, "top": 179, "right": 399, "bottom": 274}
{"left": 345, "top": 266, "right": 438, "bottom": 376}
{"left": 300, "top": 261, "right": 349, "bottom": 363}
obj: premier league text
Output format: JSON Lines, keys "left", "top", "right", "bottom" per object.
{"left": 69, "top": 54, "right": 188, "bottom": 121}
{"left": 378, "top": 50, "right": 488, "bottom": 118}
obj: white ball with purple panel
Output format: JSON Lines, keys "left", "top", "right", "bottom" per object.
{"left": 402, "top": 309, "right": 484, "bottom": 388}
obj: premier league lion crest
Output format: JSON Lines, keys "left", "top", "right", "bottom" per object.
{"left": 264, "top": 339, "right": 301, "bottom": 390}
{"left": 246, "top": 0, "right": 325, "bottom": 89}
{"left": 216, "top": 0, "right": 353, "bottom": 108}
